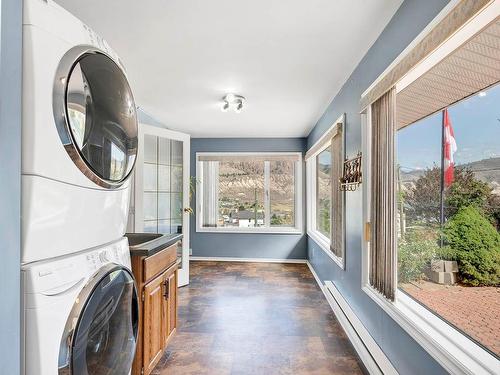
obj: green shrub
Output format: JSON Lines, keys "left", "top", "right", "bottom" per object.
{"left": 443, "top": 206, "right": 500, "bottom": 286}
{"left": 398, "top": 230, "right": 439, "bottom": 283}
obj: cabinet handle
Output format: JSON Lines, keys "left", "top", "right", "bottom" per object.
{"left": 163, "top": 279, "right": 170, "bottom": 300}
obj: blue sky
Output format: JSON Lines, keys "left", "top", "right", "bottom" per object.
{"left": 397, "top": 83, "right": 500, "bottom": 172}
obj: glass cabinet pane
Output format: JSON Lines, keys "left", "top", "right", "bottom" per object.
{"left": 143, "top": 163, "right": 157, "bottom": 191}
{"left": 158, "top": 220, "right": 171, "bottom": 234}
{"left": 142, "top": 135, "right": 183, "bottom": 234}
{"left": 158, "top": 165, "right": 171, "bottom": 191}
{"left": 143, "top": 220, "right": 157, "bottom": 233}
{"left": 171, "top": 193, "right": 183, "bottom": 220}
{"left": 171, "top": 218, "right": 182, "bottom": 234}
{"left": 172, "top": 140, "right": 183, "bottom": 166}
{"left": 143, "top": 192, "right": 157, "bottom": 221}
{"left": 159, "top": 138, "right": 171, "bottom": 165}
{"left": 158, "top": 193, "right": 171, "bottom": 220}
{"left": 144, "top": 135, "right": 157, "bottom": 164}
{"left": 171, "top": 166, "right": 183, "bottom": 192}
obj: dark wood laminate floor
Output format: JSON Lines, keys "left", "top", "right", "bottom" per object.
{"left": 152, "top": 261, "right": 365, "bottom": 375}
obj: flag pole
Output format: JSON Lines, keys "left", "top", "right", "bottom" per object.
{"left": 440, "top": 110, "right": 446, "bottom": 247}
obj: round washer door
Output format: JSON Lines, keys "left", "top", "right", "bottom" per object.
{"left": 54, "top": 47, "right": 138, "bottom": 188}
{"left": 59, "top": 265, "right": 139, "bottom": 375}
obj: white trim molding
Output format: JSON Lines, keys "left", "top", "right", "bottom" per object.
{"left": 306, "top": 114, "right": 346, "bottom": 270}
{"left": 305, "top": 114, "right": 346, "bottom": 270}
{"left": 361, "top": 0, "right": 462, "bottom": 99}
{"left": 190, "top": 256, "right": 307, "bottom": 264}
{"left": 395, "top": 0, "right": 500, "bottom": 94}
{"left": 362, "top": 286, "right": 500, "bottom": 375}
{"left": 196, "top": 151, "right": 303, "bottom": 234}
{"left": 324, "top": 281, "right": 398, "bottom": 375}
{"left": 305, "top": 114, "right": 345, "bottom": 161}
{"left": 306, "top": 261, "right": 398, "bottom": 375}
{"left": 307, "top": 230, "right": 344, "bottom": 269}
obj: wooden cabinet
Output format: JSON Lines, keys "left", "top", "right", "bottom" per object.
{"left": 131, "top": 242, "right": 179, "bottom": 375}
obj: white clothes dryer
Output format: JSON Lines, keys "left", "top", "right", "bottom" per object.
{"left": 22, "top": 0, "right": 138, "bottom": 263}
{"left": 22, "top": 237, "right": 139, "bottom": 375}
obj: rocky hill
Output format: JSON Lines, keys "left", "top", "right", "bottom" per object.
{"left": 400, "top": 157, "right": 500, "bottom": 194}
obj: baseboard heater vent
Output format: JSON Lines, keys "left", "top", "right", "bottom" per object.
{"left": 323, "top": 281, "right": 398, "bottom": 375}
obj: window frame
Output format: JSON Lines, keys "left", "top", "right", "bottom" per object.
{"left": 362, "top": 103, "right": 499, "bottom": 375}
{"left": 195, "top": 151, "right": 303, "bottom": 234}
{"left": 306, "top": 114, "right": 345, "bottom": 269}
{"left": 306, "top": 143, "right": 332, "bottom": 249}
{"left": 360, "top": 2, "right": 500, "bottom": 372}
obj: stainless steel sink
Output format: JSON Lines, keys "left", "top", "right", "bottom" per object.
{"left": 126, "top": 233, "right": 162, "bottom": 248}
{"left": 125, "top": 232, "right": 183, "bottom": 256}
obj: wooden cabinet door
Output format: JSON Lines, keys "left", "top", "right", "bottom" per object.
{"left": 143, "top": 272, "right": 166, "bottom": 375}
{"left": 166, "top": 270, "right": 177, "bottom": 340}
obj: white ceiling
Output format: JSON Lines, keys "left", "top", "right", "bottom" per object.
{"left": 56, "top": 0, "right": 402, "bottom": 138}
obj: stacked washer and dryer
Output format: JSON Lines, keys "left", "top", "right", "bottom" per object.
{"left": 22, "top": 1, "right": 139, "bottom": 374}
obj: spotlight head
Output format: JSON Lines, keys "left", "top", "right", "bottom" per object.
{"left": 221, "top": 100, "right": 229, "bottom": 112}
{"left": 235, "top": 100, "right": 243, "bottom": 113}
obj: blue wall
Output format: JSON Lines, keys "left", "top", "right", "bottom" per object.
{"left": 190, "top": 138, "right": 308, "bottom": 259}
{"left": 0, "top": 0, "right": 22, "bottom": 373}
{"left": 306, "top": 0, "right": 450, "bottom": 374}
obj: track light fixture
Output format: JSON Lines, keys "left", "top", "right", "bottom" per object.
{"left": 221, "top": 93, "right": 245, "bottom": 113}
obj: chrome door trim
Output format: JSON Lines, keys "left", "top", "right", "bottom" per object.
{"left": 58, "top": 264, "right": 138, "bottom": 375}
{"left": 53, "top": 45, "right": 137, "bottom": 189}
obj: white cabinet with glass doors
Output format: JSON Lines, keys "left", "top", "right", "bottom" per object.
{"left": 130, "top": 123, "right": 190, "bottom": 287}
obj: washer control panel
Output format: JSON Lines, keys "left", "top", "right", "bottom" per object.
{"left": 22, "top": 237, "right": 131, "bottom": 295}
{"left": 85, "top": 237, "right": 130, "bottom": 272}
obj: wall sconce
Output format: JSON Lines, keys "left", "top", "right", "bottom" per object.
{"left": 340, "top": 152, "right": 362, "bottom": 191}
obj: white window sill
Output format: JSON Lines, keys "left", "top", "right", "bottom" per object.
{"left": 362, "top": 284, "right": 499, "bottom": 375}
{"left": 307, "top": 230, "right": 344, "bottom": 269}
{"left": 196, "top": 227, "right": 303, "bottom": 235}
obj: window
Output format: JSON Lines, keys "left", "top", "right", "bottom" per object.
{"left": 306, "top": 115, "right": 345, "bottom": 268}
{"left": 196, "top": 153, "right": 302, "bottom": 233}
{"left": 396, "top": 83, "right": 500, "bottom": 358}
{"left": 270, "top": 160, "right": 296, "bottom": 227}
{"left": 316, "top": 148, "right": 332, "bottom": 237}
{"left": 361, "top": 5, "right": 500, "bottom": 373}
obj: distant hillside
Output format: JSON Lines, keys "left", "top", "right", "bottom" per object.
{"left": 462, "top": 157, "right": 500, "bottom": 184}
{"left": 400, "top": 157, "right": 500, "bottom": 194}
{"left": 218, "top": 161, "right": 294, "bottom": 203}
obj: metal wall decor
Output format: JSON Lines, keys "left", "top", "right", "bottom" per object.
{"left": 340, "top": 152, "right": 362, "bottom": 191}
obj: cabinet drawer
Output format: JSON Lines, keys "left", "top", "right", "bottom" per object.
{"left": 143, "top": 242, "right": 178, "bottom": 282}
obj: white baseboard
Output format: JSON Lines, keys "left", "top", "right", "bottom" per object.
{"left": 306, "top": 260, "right": 323, "bottom": 288}
{"left": 323, "top": 280, "right": 398, "bottom": 375}
{"left": 306, "top": 261, "right": 397, "bottom": 375}
{"left": 190, "top": 256, "right": 307, "bottom": 264}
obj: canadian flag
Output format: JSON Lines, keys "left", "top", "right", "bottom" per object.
{"left": 443, "top": 109, "right": 457, "bottom": 188}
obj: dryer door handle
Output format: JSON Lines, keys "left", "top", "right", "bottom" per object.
{"left": 41, "top": 278, "right": 86, "bottom": 296}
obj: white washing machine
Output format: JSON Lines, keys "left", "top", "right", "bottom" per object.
{"left": 22, "top": 237, "right": 139, "bottom": 375}
{"left": 22, "top": 0, "right": 138, "bottom": 264}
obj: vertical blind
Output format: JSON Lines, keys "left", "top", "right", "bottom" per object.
{"left": 201, "top": 161, "right": 219, "bottom": 227}
{"left": 370, "top": 88, "right": 397, "bottom": 300}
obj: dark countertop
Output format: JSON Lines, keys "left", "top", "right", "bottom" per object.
{"left": 126, "top": 232, "right": 183, "bottom": 257}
